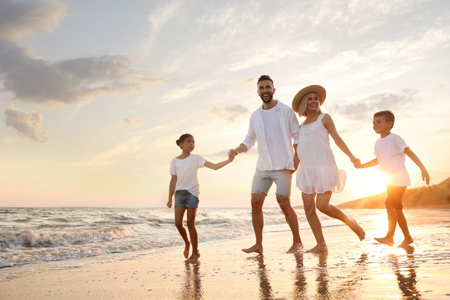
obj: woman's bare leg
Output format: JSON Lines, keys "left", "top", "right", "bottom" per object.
{"left": 316, "top": 192, "right": 365, "bottom": 241}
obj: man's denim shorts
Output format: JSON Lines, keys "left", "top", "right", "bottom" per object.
{"left": 251, "top": 169, "right": 292, "bottom": 197}
{"left": 175, "top": 190, "right": 199, "bottom": 208}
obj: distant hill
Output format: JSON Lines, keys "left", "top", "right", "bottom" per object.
{"left": 337, "top": 177, "right": 450, "bottom": 209}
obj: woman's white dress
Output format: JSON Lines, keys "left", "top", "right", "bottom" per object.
{"left": 296, "top": 113, "right": 346, "bottom": 194}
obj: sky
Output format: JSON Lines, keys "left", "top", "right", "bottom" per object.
{"left": 1, "top": 0, "right": 449, "bottom": 208}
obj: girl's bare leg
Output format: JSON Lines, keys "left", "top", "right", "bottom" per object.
{"left": 302, "top": 193, "right": 327, "bottom": 253}
{"left": 316, "top": 192, "right": 365, "bottom": 241}
{"left": 186, "top": 208, "right": 199, "bottom": 263}
{"left": 174, "top": 207, "right": 190, "bottom": 258}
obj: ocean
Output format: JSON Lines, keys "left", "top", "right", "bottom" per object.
{"left": 0, "top": 207, "right": 448, "bottom": 269}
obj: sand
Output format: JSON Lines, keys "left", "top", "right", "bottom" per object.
{"left": 1, "top": 216, "right": 449, "bottom": 299}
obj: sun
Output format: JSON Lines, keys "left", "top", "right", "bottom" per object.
{"left": 353, "top": 169, "right": 389, "bottom": 197}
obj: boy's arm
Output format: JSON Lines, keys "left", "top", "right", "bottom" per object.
{"left": 404, "top": 147, "right": 430, "bottom": 185}
{"left": 357, "top": 158, "right": 379, "bottom": 169}
{"left": 292, "top": 144, "right": 299, "bottom": 174}
{"left": 167, "top": 175, "right": 177, "bottom": 208}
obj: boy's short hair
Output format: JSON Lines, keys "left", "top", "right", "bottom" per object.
{"left": 257, "top": 75, "right": 274, "bottom": 85}
{"left": 374, "top": 110, "right": 395, "bottom": 128}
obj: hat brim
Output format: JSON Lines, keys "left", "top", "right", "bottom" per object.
{"left": 292, "top": 85, "right": 326, "bottom": 113}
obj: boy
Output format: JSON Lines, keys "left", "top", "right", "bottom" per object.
{"left": 356, "top": 110, "right": 430, "bottom": 247}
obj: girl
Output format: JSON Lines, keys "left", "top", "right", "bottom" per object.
{"left": 167, "top": 133, "right": 234, "bottom": 263}
{"left": 291, "top": 85, "right": 365, "bottom": 253}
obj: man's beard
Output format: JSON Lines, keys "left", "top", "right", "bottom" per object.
{"left": 260, "top": 93, "right": 273, "bottom": 103}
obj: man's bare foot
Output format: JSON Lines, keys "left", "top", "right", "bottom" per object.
{"left": 397, "top": 236, "right": 413, "bottom": 248}
{"left": 183, "top": 242, "right": 190, "bottom": 259}
{"left": 350, "top": 219, "right": 365, "bottom": 241}
{"left": 306, "top": 243, "right": 328, "bottom": 253}
{"left": 186, "top": 252, "right": 200, "bottom": 263}
{"left": 242, "top": 244, "right": 263, "bottom": 254}
{"left": 374, "top": 237, "right": 394, "bottom": 246}
{"left": 287, "top": 242, "right": 303, "bottom": 253}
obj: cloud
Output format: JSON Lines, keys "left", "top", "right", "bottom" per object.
{"left": 211, "top": 104, "right": 250, "bottom": 122}
{"left": 0, "top": 0, "right": 67, "bottom": 41}
{"left": 4, "top": 103, "right": 47, "bottom": 142}
{"left": 0, "top": 41, "right": 162, "bottom": 105}
{"left": 0, "top": 0, "right": 163, "bottom": 106}
{"left": 329, "top": 89, "right": 418, "bottom": 121}
{"left": 121, "top": 118, "right": 143, "bottom": 127}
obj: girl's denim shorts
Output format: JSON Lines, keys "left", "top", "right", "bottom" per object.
{"left": 175, "top": 190, "right": 199, "bottom": 208}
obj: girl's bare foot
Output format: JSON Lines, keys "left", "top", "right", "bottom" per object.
{"left": 184, "top": 242, "right": 190, "bottom": 259}
{"left": 287, "top": 242, "right": 303, "bottom": 253}
{"left": 306, "top": 243, "right": 328, "bottom": 253}
{"left": 374, "top": 237, "right": 394, "bottom": 246}
{"left": 242, "top": 244, "right": 263, "bottom": 254}
{"left": 350, "top": 219, "right": 366, "bottom": 241}
{"left": 398, "top": 236, "right": 413, "bottom": 248}
{"left": 186, "top": 252, "right": 200, "bottom": 263}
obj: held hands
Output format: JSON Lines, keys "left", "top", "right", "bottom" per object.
{"left": 228, "top": 149, "right": 238, "bottom": 161}
{"left": 351, "top": 157, "right": 361, "bottom": 168}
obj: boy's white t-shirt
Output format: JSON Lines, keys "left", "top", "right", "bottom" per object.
{"left": 170, "top": 154, "right": 206, "bottom": 197}
{"left": 374, "top": 133, "right": 410, "bottom": 186}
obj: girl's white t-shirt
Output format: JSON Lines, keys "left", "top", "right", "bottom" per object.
{"left": 374, "top": 133, "right": 410, "bottom": 186}
{"left": 170, "top": 154, "right": 206, "bottom": 197}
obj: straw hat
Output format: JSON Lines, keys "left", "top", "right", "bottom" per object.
{"left": 292, "top": 85, "right": 326, "bottom": 113}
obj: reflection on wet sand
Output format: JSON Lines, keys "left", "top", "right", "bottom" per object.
{"left": 315, "top": 251, "right": 330, "bottom": 298}
{"left": 179, "top": 262, "right": 203, "bottom": 300}
{"left": 388, "top": 246, "right": 422, "bottom": 299}
{"left": 251, "top": 254, "right": 274, "bottom": 300}
{"left": 292, "top": 252, "right": 308, "bottom": 299}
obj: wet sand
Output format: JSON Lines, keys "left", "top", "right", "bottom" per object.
{"left": 1, "top": 210, "right": 449, "bottom": 299}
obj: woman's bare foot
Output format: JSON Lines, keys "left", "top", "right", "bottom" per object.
{"left": 306, "top": 243, "right": 328, "bottom": 253}
{"left": 397, "top": 236, "right": 413, "bottom": 248}
{"left": 350, "top": 219, "right": 365, "bottom": 241}
{"left": 242, "top": 244, "right": 263, "bottom": 254}
{"left": 183, "top": 242, "right": 190, "bottom": 259}
{"left": 186, "top": 252, "right": 200, "bottom": 263}
{"left": 287, "top": 242, "right": 303, "bottom": 253}
{"left": 374, "top": 237, "right": 394, "bottom": 246}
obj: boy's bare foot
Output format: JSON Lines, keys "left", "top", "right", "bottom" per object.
{"left": 242, "top": 244, "right": 263, "bottom": 254}
{"left": 350, "top": 219, "right": 366, "bottom": 241}
{"left": 374, "top": 237, "right": 394, "bottom": 246}
{"left": 287, "top": 242, "right": 303, "bottom": 253}
{"left": 306, "top": 243, "right": 328, "bottom": 253}
{"left": 398, "top": 236, "right": 413, "bottom": 248}
{"left": 184, "top": 242, "right": 190, "bottom": 259}
{"left": 186, "top": 252, "right": 200, "bottom": 263}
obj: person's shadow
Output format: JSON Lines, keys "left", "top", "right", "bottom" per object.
{"left": 388, "top": 246, "right": 422, "bottom": 299}
{"left": 179, "top": 261, "right": 203, "bottom": 300}
{"left": 248, "top": 254, "right": 274, "bottom": 300}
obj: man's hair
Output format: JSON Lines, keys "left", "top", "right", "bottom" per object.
{"left": 374, "top": 110, "right": 395, "bottom": 128}
{"left": 257, "top": 75, "right": 274, "bottom": 85}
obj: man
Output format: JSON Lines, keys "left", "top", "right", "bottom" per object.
{"left": 231, "top": 75, "right": 302, "bottom": 254}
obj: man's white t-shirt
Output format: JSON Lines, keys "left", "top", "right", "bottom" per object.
{"left": 374, "top": 133, "right": 410, "bottom": 186}
{"left": 170, "top": 154, "right": 206, "bottom": 197}
{"left": 262, "top": 106, "right": 290, "bottom": 170}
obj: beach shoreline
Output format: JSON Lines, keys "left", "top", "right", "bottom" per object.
{"left": 1, "top": 213, "right": 449, "bottom": 300}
